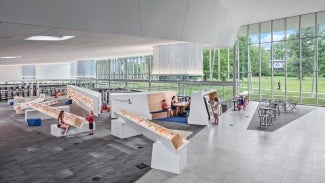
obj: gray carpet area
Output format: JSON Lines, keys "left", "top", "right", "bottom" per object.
{"left": 0, "top": 101, "right": 205, "bottom": 183}
{"left": 0, "top": 103, "right": 152, "bottom": 183}
{"left": 247, "top": 103, "right": 316, "bottom": 132}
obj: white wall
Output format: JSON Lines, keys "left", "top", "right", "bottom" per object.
{"left": 0, "top": 66, "right": 21, "bottom": 81}
{"left": 36, "top": 63, "right": 70, "bottom": 79}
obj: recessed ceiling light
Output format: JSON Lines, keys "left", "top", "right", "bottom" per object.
{"left": 25, "top": 36, "right": 75, "bottom": 41}
{"left": 0, "top": 56, "right": 21, "bottom": 59}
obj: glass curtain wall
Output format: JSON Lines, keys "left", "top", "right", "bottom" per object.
{"left": 203, "top": 48, "right": 234, "bottom": 82}
{"left": 95, "top": 51, "right": 235, "bottom": 102}
{"left": 238, "top": 11, "right": 325, "bottom": 106}
{"left": 202, "top": 47, "right": 234, "bottom": 101}
{"left": 318, "top": 11, "right": 325, "bottom": 105}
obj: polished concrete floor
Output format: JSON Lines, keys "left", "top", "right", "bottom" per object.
{"left": 1, "top": 101, "right": 325, "bottom": 183}
{"left": 137, "top": 101, "right": 325, "bottom": 183}
{"left": 0, "top": 102, "right": 203, "bottom": 183}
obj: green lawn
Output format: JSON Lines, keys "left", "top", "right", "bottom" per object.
{"left": 98, "top": 76, "right": 325, "bottom": 106}
{"left": 239, "top": 76, "right": 325, "bottom": 105}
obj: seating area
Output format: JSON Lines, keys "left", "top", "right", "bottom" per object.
{"left": 257, "top": 99, "right": 300, "bottom": 128}
{"left": 51, "top": 122, "right": 95, "bottom": 137}
{"left": 150, "top": 110, "right": 169, "bottom": 119}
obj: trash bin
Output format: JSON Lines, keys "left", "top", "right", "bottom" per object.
{"left": 27, "top": 118, "right": 42, "bottom": 126}
{"left": 221, "top": 104, "right": 227, "bottom": 114}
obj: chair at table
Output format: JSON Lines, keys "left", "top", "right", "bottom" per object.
{"left": 287, "top": 102, "right": 299, "bottom": 113}
{"left": 258, "top": 108, "right": 266, "bottom": 127}
{"left": 270, "top": 101, "right": 280, "bottom": 119}
{"left": 277, "top": 100, "right": 287, "bottom": 112}
{"left": 258, "top": 107, "right": 273, "bottom": 126}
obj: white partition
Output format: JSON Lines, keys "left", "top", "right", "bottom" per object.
{"left": 188, "top": 90, "right": 217, "bottom": 125}
{"left": 67, "top": 85, "right": 101, "bottom": 116}
{"left": 110, "top": 92, "right": 151, "bottom": 119}
{"left": 25, "top": 106, "right": 70, "bottom": 121}
{"left": 111, "top": 119, "right": 141, "bottom": 139}
{"left": 115, "top": 110, "right": 188, "bottom": 174}
{"left": 110, "top": 92, "right": 151, "bottom": 138}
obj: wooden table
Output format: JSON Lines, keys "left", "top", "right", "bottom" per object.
{"left": 174, "top": 102, "right": 188, "bottom": 115}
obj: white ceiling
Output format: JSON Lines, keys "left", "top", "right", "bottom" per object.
{"left": 0, "top": 0, "right": 324, "bottom": 66}
{"left": 0, "top": 22, "right": 183, "bottom": 65}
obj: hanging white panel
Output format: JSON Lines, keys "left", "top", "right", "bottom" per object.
{"left": 152, "top": 43, "right": 203, "bottom": 75}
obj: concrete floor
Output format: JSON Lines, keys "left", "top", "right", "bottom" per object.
{"left": 0, "top": 102, "right": 204, "bottom": 183}
{"left": 1, "top": 101, "right": 325, "bottom": 182}
{"left": 136, "top": 101, "right": 325, "bottom": 183}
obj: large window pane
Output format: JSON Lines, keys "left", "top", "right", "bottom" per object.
{"left": 260, "top": 43, "right": 271, "bottom": 99}
{"left": 249, "top": 24, "right": 259, "bottom": 44}
{"left": 249, "top": 44, "right": 260, "bottom": 100}
{"left": 317, "top": 11, "right": 325, "bottom": 36}
{"left": 301, "top": 13, "right": 315, "bottom": 38}
{"left": 302, "top": 38, "right": 316, "bottom": 104}
{"left": 273, "top": 19, "right": 285, "bottom": 42}
{"left": 273, "top": 72, "right": 286, "bottom": 101}
{"left": 318, "top": 36, "right": 325, "bottom": 105}
{"left": 286, "top": 16, "right": 299, "bottom": 40}
{"left": 261, "top": 22, "right": 271, "bottom": 43}
{"left": 287, "top": 73, "right": 300, "bottom": 103}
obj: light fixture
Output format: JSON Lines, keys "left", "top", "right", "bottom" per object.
{"left": 0, "top": 56, "right": 21, "bottom": 59}
{"left": 24, "top": 36, "right": 75, "bottom": 41}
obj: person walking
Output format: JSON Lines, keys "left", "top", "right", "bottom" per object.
{"left": 277, "top": 80, "right": 281, "bottom": 91}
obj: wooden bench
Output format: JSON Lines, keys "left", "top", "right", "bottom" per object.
{"left": 151, "top": 110, "right": 168, "bottom": 119}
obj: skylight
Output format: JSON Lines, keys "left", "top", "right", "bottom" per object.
{"left": 25, "top": 36, "right": 75, "bottom": 41}
{"left": 0, "top": 56, "right": 21, "bottom": 59}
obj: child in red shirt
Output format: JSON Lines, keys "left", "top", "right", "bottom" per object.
{"left": 162, "top": 99, "right": 172, "bottom": 117}
{"left": 86, "top": 111, "right": 94, "bottom": 135}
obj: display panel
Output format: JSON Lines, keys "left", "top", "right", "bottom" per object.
{"left": 116, "top": 109, "right": 185, "bottom": 149}
{"left": 203, "top": 96, "right": 213, "bottom": 120}
{"left": 29, "top": 102, "right": 84, "bottom": 128}
{"left": 67, "top": 85, "right": 101, "bottom": 116}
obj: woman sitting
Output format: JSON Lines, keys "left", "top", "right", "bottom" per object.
{"left": 57, "top": 110, "right": 70, "bottom": 137}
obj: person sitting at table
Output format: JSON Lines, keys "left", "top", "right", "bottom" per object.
{"left": 171, "top": 96, "right": 178, "bottom": 116}
{"left": 237, "top": 96, "right": 245, "bottom": 110}
{"left": 161, "top": 99, "right": 172, "bottom": 117}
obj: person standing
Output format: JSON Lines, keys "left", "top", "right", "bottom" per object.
{"left": 86, "top": 111, "right": 95, "bottom": 135}
{"left": 211, "top": 97, "right": 219, "bottom": 125}
{"left": 277, "top": 80, "right": 281, "bottom": 91}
